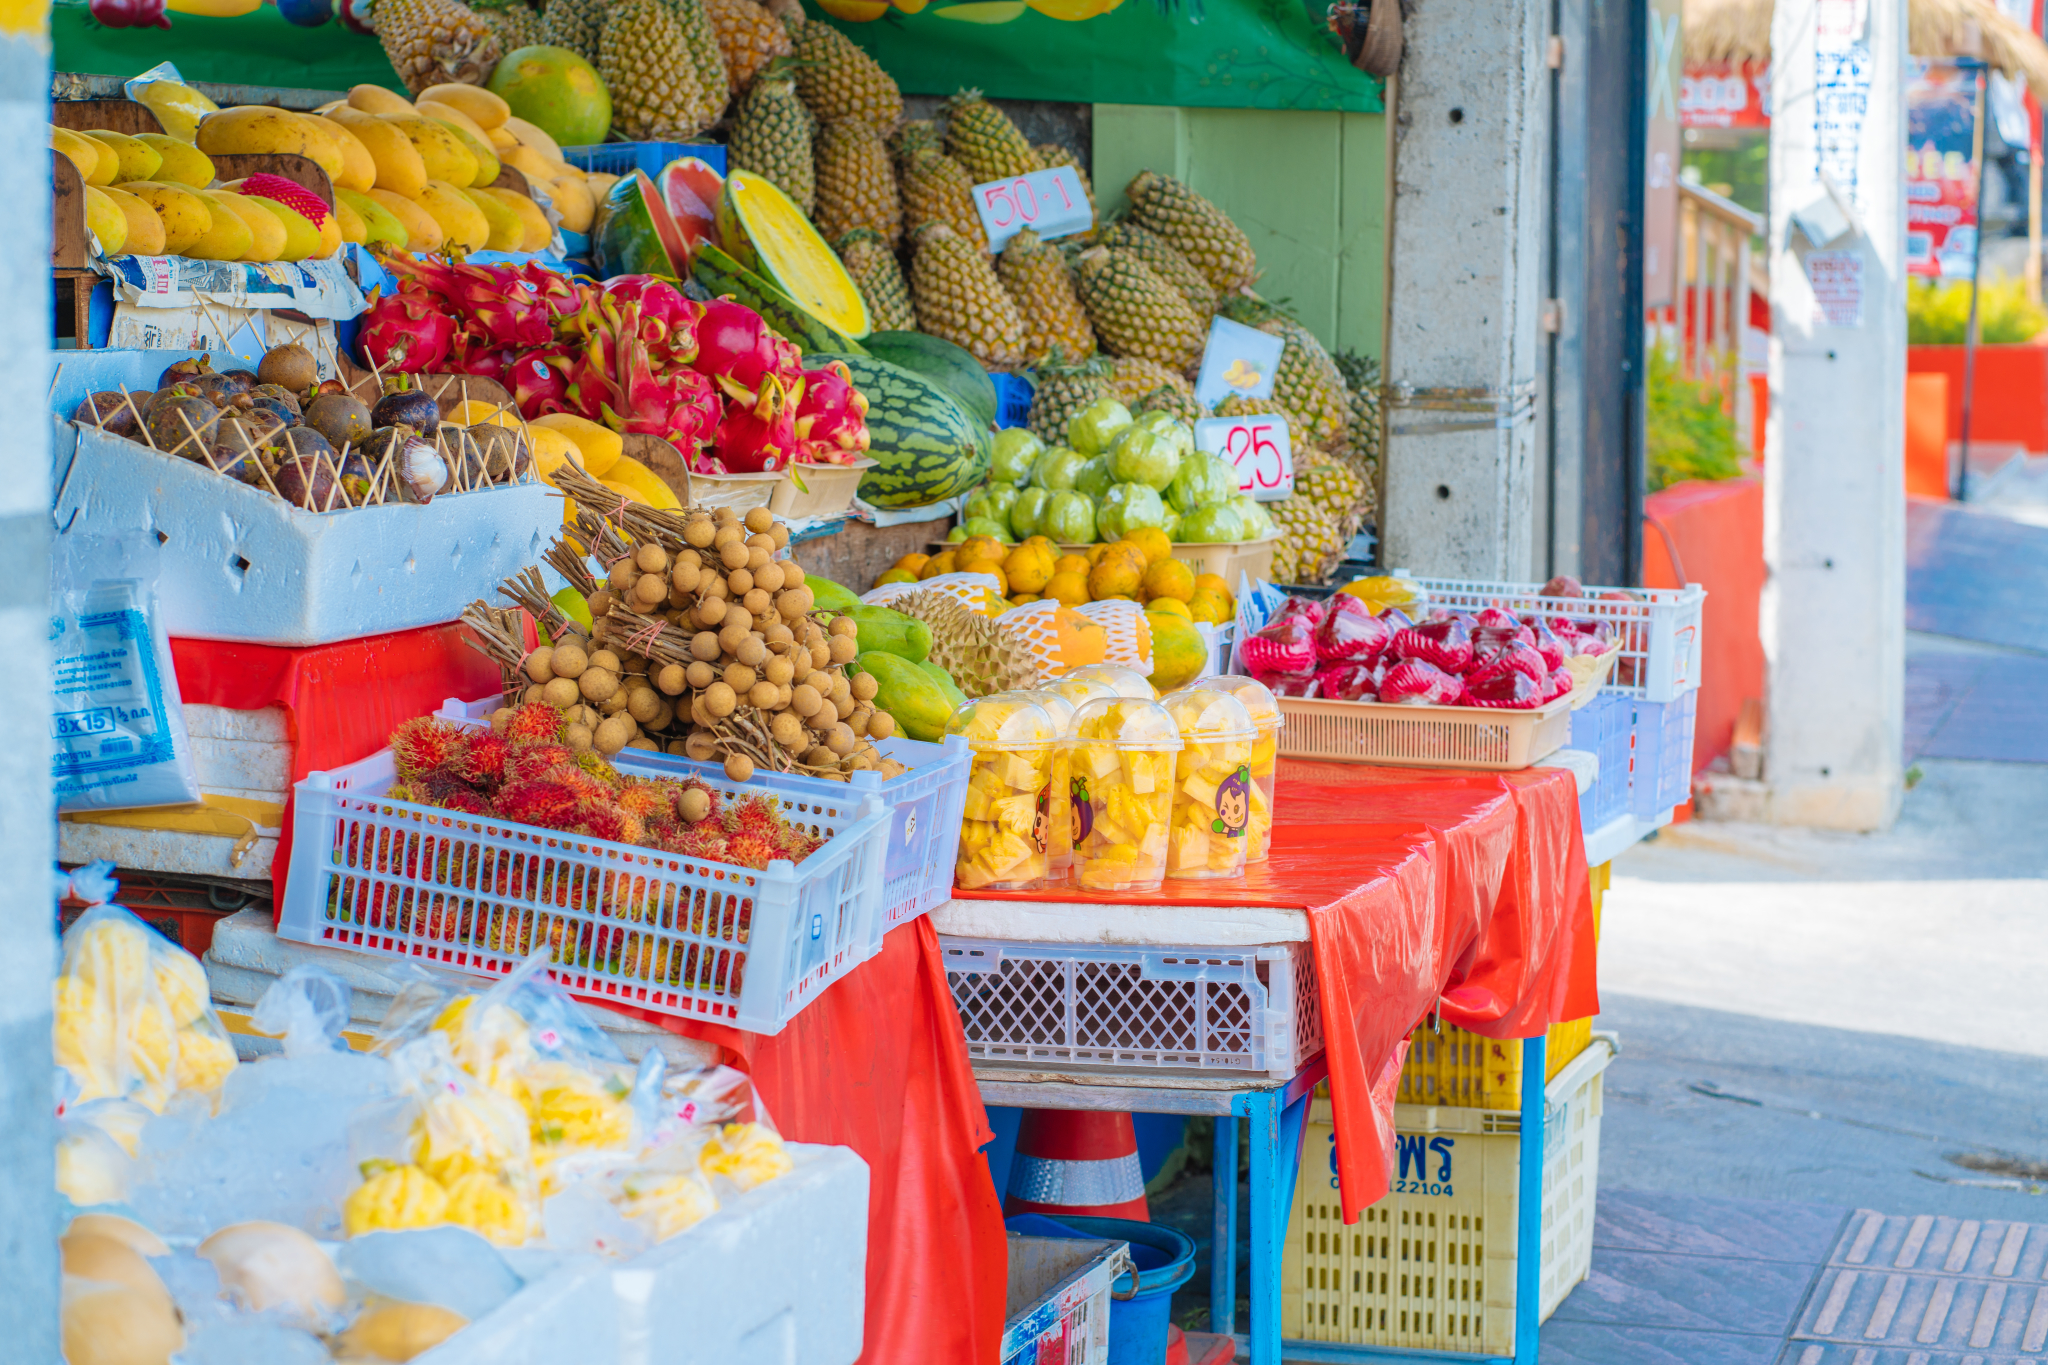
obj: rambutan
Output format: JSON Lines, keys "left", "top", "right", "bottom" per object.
{"left": 672, "top": 823, "right": 731, "bottom": 864}
{"left": 409, "top": 769, "right": 487, "bottom": 812}
{"left": 726, "top": 794, "right": 782, "bottom": 841}
{"left": 643, "top": 814, "right": 684, "bottom": 850}
{"left": 494, "top": 779, "right": 583, "bottom": 829}
{"left": 504, "top": 702, "right": 565, "bottom": 746}
{"left": 508, "top": 742, "right": 577, "bottom": 784}
{"left": 390, "top": 716, "right": 465, "bottom": 781}
{"left": 575, "top": 750, "right": 622, "bottom": 787}
{"left": 774, "top": 825, "right": 821, "bottom": 863}
{"left": 617, "top": 780, "right": 669, "bottom": 821}
{"left": 722, "top": 832, "right": 781, "bottom": 871}
{"left": 560, "top": 768, "right": 617, "bottom": 803}
{"left": 572, "top": 801, "right": 637, "bottom": 845}
{"left": 451, "top": 729, "right": 510, "bottom": 788}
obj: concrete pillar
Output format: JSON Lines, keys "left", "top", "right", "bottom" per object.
{"left": 1762, "top": 0, "right": 1906, "bottom": 829}
{"left": 1380, "top": 0, "right": 1549, "bottom": 580}
{"left": 0, "top": 13, "right": 58, "bottom": 1354}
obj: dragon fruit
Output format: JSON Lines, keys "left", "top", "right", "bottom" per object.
{"left": 604, "top": 276, "right": 700, "bottom": 367}
{"left": 443, "top": 262, "right": 553, "bottom": 350}
{"left": 517, "top": 262, "right": 583, "bottom": 321}
{"left": 693, "top": 299, "right": 799, "bottom": 388}
{"left": 510, "top": 348, "right": 573, "bottom": 419}
{"left": 1527, "top": 617, "right": 1568, "bottom": 670}
{"left": 1240, "top": 598, "right": 1324, "bottom": 680}
{"left": 1460, "top": 659, "right": 1541, "bottom": 709}
{"left": 1314, "top": 593, "right": 1392, "bottom": 663}
{"left": 1391, "top": 617, "right": 1474, "bottom": 673}
{"left": 357, "top": 285, "right": 456, "bottom": 373}
{"left": 1314, "top": 660, "right": 1379, "bottom": 701}
{"left": 713, "top": 373, "right": 799, "bottom": 473}
{"left": 792, "top": 361, "right": 870, "bottom": 465}
{"left": 1379, "top": 660, "right": 1462, "bottom": 706}
{"left": 607, "top": 339, "right": 721, "bottom": 452}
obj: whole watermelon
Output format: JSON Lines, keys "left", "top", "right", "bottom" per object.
{"left": 810, "top": 354, "right": 989, "bottom": 508}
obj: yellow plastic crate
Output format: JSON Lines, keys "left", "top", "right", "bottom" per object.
{"left": 1283, "top": 1036, "right": 1613, "bottom": 1354}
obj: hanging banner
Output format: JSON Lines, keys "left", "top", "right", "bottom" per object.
{"left": 807, "top": 0, "right": 1384, "bottom": 113}
{"left": 1906, "top": 59, "right": 1980, "bottom": 278}
{"left": 1642, "top": 0, "right": 1684, "bottom": 307}
{"left": 1680, "top": 61, "right": 1771, "bottom": 129}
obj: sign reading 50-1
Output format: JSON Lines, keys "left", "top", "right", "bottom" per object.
{"left": 971, "top": 167, "right": 1094, "bottom": 254}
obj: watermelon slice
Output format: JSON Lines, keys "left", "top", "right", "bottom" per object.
{"left": 716, "top": 170, "right": 873, "bottom": 340}
{"left": 657, "top": 156, "right": 724, "bottom": 255}
{"left": 591, "top": 169, "right": 694, "bottom": 279}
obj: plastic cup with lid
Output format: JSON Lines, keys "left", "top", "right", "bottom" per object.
{"left": 1007, "top": 689, "right": 1084, "bottom": 880}
{"left": 947, "top": 694, "right": 1061, "bottom": 891}
{"left": 1058, "top": 663, "right": 1157, "bottom": 700}
{"left": 1157, "top": 685, "right": 1259, "bottom": 880}
{"left": 1204, "top": 673, "right": 1284, "bottom": 863}
{"left": 1061, "top": 696, "right": 1183, "bottom": 893}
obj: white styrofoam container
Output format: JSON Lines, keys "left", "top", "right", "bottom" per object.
{"left": 418, "top": 1142, "right": 871, "bottom": 1365}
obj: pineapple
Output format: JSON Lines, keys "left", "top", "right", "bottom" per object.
{"left": 1104, "top": 220, "right": 1215, "bottom": 315}
{"left": 540, "top": 0, "right": 604, "bottom": 58}
{"left": 899, "top": 148, "right": 987, "bottom": 251}
{"left": 727, "top": 63, "right": 815, "bottom": 213}
{"left": 836, "top": 228, "right": 916, "bottom": 333}
{"left": 996, "top": 228, "right": 1094, "bottom": 367}
{"left": 893, "top": 119, "right": 944, "bottom": 163}
{"left": 814, "top": 120, "right": 901, "bottom": 247}
{"left": 1126, "top": 170, "right": 1258, "bottom": 292}
{"left": 1107, "top": 355, "right": 1193, "bottom": 409}
{"left": 471, "top": 0, "right": 544, "bottom": 52}
{"left": 1134, "top": 383, "right": 1203, "bottom": 426}
{"left": 1216, "top": 296, "right": 1348, "bottom": 449}
{"left": 1071, "top": 245, "right": 1206, "bottom": 374}
{"left": 1027, "top": 355, "right": 1116, "bottom": 444}
{"left": 911, "top": 222, "right": 1027, "bottom": 369}
{"left": 943, "top": 89, "right": 1038, "bottom": 183}
{"left": 600, "top": 0, "right": 709, "bottom": 141}
{"left": 1032, "top": 142, "right": 1096, "bottom": 220}
{"left": 671, "top": 0, "right": 732, "bottom": 130}
{"left": 377, "top": 0, "right": 504, "bottom": 94}
{"left": 789, "top": 17, "right": 903, "bottom": 129}
{"left": 701, "top": 0, "right": 792, "bottom": 90}
{"left": 1334, "top": 351, "right": 1383, "bottom": 493}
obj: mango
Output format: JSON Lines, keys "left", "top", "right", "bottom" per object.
{"left": 347, "top": 83, "right": 416, "bottom": 117}
{"left": 319, "top": 117, "right": 378, "bottom": 193}
{"left": 416, "top": 99, "right": 491, "bottom": 146}
{"left": 417, "top": 180, "right": 489, "bottom": 251}
{"left": 184, "top": 191, "right": 256, "bottom": 261}
{"left": 501, "top": 115, "right": 563, "bottom": 162}
{"left": 52, "top": 128, "right": 106, "bottom": 184}
{"left": 523, "top": 425, "right": 582, "bottom": 483}
{"left": 419, "top": 82, "right": 511, "bottom": 128}
{"left": 327, "top": 109, "right": 429, "bottom": 199}
{"left": 81, "top": 186, "right": 128, "bottom": 256}
{"left": 331, "top": 196, "right": 368, "bottom": 245}
{"left": 384, "top": 116, "right": 478, "bottom": 187}
{"left": 338, "top": 187, "right": 409, "bottom": 250}
{"left": 83, "top": 130, "right": 162, "bottom": 183}
{"left": 428, "top": 117, "right": 501, "bottom": 191}
{"left": 366, "top": 188, "right": 443, "bottom": 252}
{"left": 132, "top": 77, "right": 219, "bottom": 142}
{"left": 459, "top": 185, "right": 524, "bottom": 251}
{"left": 115, "top": 181, "right": 211, "bottom": 255}
{"left": 529, "top": 413, "right": 620, "bottom": 474}
{"left": 477, "top": 186, "right": 551, "bottom": 252}
{"left": 78, "top": 134, "right": 122, "bottom": 185}
{"left": 196, "top": 106, "right": 344, "bottom": 180}
{"left": 97, "top": 186, "right": 166, "bottom": 256}
{"left": 545, "top": 174, "right": 594, "bottom": 233}
{"left": 240, "top": 195, "right": 320, "bottom": 261}
{"left": 314, "top": 212, "right": 343, "bottom": 258}
{"left": 207, "top": 189, "right": 287, "bottom": 261}
{"left": 135, "top": 134, "right": 215, "bottom": 188}
{"left": 599, "top": 456, "right": 681, "bottom": 509}
{"left": 486, "top": 125, "right": 520, "bottom": 152}
{"left": 502, "top": 143, "right": 556, "bottom": 183}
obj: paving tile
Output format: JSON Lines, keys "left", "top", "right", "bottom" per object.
{"left": 1906, "top": 499, "right": 2048, "bottom": 651}
{"left": 1538, "top": 1319, "right": 1788, "bottom": 1365}
{"left": 1547, "top": 1248, "right": 1820, "bottom": 1334}
{"left": 1909, "top": 656, "right": 2048, "bottom": 763}
{"left": 1776, "top": 1345, "right": 2048, "bottom": 1364}
{"left": 1596, "top": 1188, "right": 1853, "bottom": 1263}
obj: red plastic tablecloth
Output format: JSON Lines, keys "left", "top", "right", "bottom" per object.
{"left": 960, "top": 761, "right": 1599, "bottom": 1223}
{"left": 169, "top": 624, "right": 501, "bottom": 907}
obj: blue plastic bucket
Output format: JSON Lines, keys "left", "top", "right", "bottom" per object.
{"left": 1005, "top": 1214, "right": 1198, "bottom": 1365}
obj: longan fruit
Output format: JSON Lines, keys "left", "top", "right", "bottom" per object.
{"left": 745, "top": 506, "right": 775, "bottom": 534}
{"left": 776, "top": 683, "right": 793, "bottom": 708}
{"left": 713, "top": 505, "right": 739, "bottom": 526}
{"left": 564, "top": 722, "right": 594, "bottom": 753}
{"left": 689, "top": 695, "right": 714, "bottom": 728}
{"left": 541, "top": 677, "right": 580, "bottom": 709}
{"left": 629, "top": 688, "right": 662, "bottom": 723}
{"left": 594, "top": 716, "right": 632, "bottom": 755}
{"left": 743, "top": 588, "right": 772, "bottom": 615}
{"left": 634, "top": 574, "right": 668, "bottom": 607}
{"left": 764, "top": 656, "right": 794, "bottom": 686}
{"left": 720, "top": 540, "right": 750, "bottom": 571}
{"left": 824, "top": 724, "right": 856, "bottom": 756}
{"left": 691, "top": 631, "right": 721, "bottom": 662}
{"left": 579, "top": 704, "right": 604, "bottom": 729}
{"left": 724, "top": 663, "right": 757, "bottom": 693}
{"left": 804, "top": 744, "right": 837, "bottom": 767}
{"left": 671, "top": 561, "right": 702, "bottom": 595}
{"left": 868, "top": 711, "right": 896, "bottom": 741}
{"left": 657, "top": 663, "right": 688, "bottom": 695}
{"left": 605, "top": 560, "right": 635, "bottom": 591}
{"left": 701, "top": 573, "right": 728, "bottom": 600}
{"left": 834, "top": 693, "right": 857, "bottom": 721}
{"left": 765, "top": 622, "right": 795, "bottom": 646}
{"left": 805, "top": 705, "right": 835, "bottom": 733}
{"left": 684, "top": 519, "right": 717, "bottom": 549}
{"left": 735, "top": 635, "right": 768, "bottom": 667}
{"left": 727, "top": 567, "right": 753, "bottom": 595}
{"left": 523, "top": 647, "right": 555, "bottom": 683}
{"left": 719, "top": 619, "right": 754, "bottom": 654}
{"left": 684, "top": 730, "right": 718, "bottom": 761}
{"left": 677, "top": 547, "right": 702, "bottom": 569}
{"left": 702, "top": 681, "right": 737, "bottom": 717}
{"left": 850, "top": 672, "right": 879, "bottom": 701}
{"left": 791, "top": 683, "right": 823, "bottom": 717}
{"left": 724, "top": 753, "right": 755, "bottom": 782}
{"left": 771, "top": 712, "right": 806, "bottom": 748}
{"left": 551, "top": 644, "right": 590, "bottom": 679}
{"left": 847, "top": 706, "right": 870, "bottom": 737}
{"left": 590, "top": 650, "right": 621, "bottom": 673}
{"left": 782, "top": 560, "right": 805, "bottom": 587}
{"left": 627, "top": 738, "right": 659, "bottom": 751}
{"left": 599, "top": 689, "right": 628, "bottom": 716}
{"left": 771, "top": 524, "right": 791, "bottom": 551}
{"left": 588, "top": 588, "right": 615, "bottom": 617}
{"left": 685, "top": 660, "right": 716, "bottom": 689}
{"left": 713, "top": 523, "right": 743, "bottom": 549}
{"left": 579, "top": 668, "right": 619, "bottom": 702}
{"left": 748, "top": 680, "right": 780, "bottom": 709}
{"left": 679, "top": 785, "right": 713, "bottom": 822}
{"left": 828, "top": 635, "right": 858, "bottom": 665}
{"left": 668, "top": 740, "right": 691, "bottom": 756}
{"left": 635, "top": 542, "right": 669, "bottom": 574}
{"left": 753, "top": 562, "right": 787, "bottom": 594}
{"left": 777, "top": 590, "right": 809, "bottom": 620}
{"left": 829, "top": 616, "right": 858, "bottom": 639}
{"left": 810, "top": 642, "right": 832, "bottom": 670}
{"left": 746, "top": 546, "right": 771, "bottom": 573}
{"left": 847, "top": 749, "right": 879, "bottom": 771}
{"left": 829, "top": 673, "right": 852, "bottom": 703}
{"left": 696, "top": 597, "right": 728, "bottom": 628}
{"left": 522, "top": 683, "right": 545, "bottom": 705}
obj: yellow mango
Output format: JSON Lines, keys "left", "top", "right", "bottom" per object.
{"left": 366, "top": 188, "right": 443, "bottom": 252}
{"left": 419, "top": 82, "right": 511, "bottom": 128}
{"left": 319, "top": 117, "right": 378, "bottom": 193}
{"left": 501, "top": 115, "right": 563, "bottom": 162}
{"left": 133, "top": 77, "right": 219, "bottom": 142}
{"left": 52, "top": 128, "right": 105, "bottom": 183}
{"left": 83, "top": 130, "right": 162, "bottom": 182}
{"left": 184, "top": 191, "right": 256, "bottom": 261}
{"left": 477, "top": 186, "right": 552, "bottom": 252}
{"left": 600, "top": 456, "right": 682, "bottom": 509}
{"left": 238, "top": 195, "right": 320, "bottom": 261}
{"left": 81, "top": 186, "right": 127, "bottom": 256}
{"left": 328, "top": 108, "right": 429, "bottom": 199}
{"left": 416, "top": 99, "right": 490, "bottom": 146}
{"left": 546, "top": 174, "right": 594, "bottom": 233}
{"left": 531, "top": 413, "right": 621, "bottom": 475}
{"left": 331, "top": 195, "right": 367, "bottom": 245}
{"left": 98, "top": 186, "right": 165, "bottom": 256}
{"left": 487, "top": 124, "right": 520, "bottom": 152}
{"left": 525, "top": 425, "right": 582, "bottom": 484}
{"left": 115, "top": 181, "right": 211, "bottom": 255}
{"left": 417, "top": 179, "right": 489, "bottom": 250}
{"left": 347, "top": 82, "right": 416, "bottom": 117}
{"left": 207, "top": 189, "right": 288, "bottom": 261}
{"left": 430, "top": 117, "right": 501, "bottom": 191}
{"left": 135, "top": 134, "right": 215, "bottom": 187}
{"left": 459, "top": 185, "right": 524, "bottom": 251}
{"left": 196, "top": 106, "right": 344, "bottom": 180}
{"left": 338, "top": 187, "right": 409, "bottom": 250}
{"left": 501, "top": 143, "right": 556, "bottom": 183}
{"left": 384, "top": 116, "right": 478, "bottom": 188}
{"left": 313, "top": 211, "right": 343, "bottom": 258}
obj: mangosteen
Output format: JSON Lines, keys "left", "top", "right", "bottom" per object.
{"left": 73, "top": 392, "right": 142, "bottom": 439}
{"left": 471, "top": 424, "right": 531, "bottom": 484}
{"left": 371, "top": 385, "right": 440, "bottom": 437}
{"left": 272, "top": 456, "right": 339, "bottom": 511}
{"left": 248, "top": 396, "right": 301, "bottom": 428}
{"left": 203, "top": 443, "right": 264, "bottom": 486}
{"left": 274, "top": 426, "right": 338, "bottom": 468}
{"left": 336, "top": 451, "right": 376, "bottom": 504}
{"left": 235, "top": 407, "right": 290, "bottom": 446}
{"left": 383, "top": 431, "right": 448, "bottom": 504}
{"left": 313, "top": 378, "right": 347, "bottom": 398}
{"left": 250, "top": 383, "right": 303, "bottom": 417}
{"left": 304, "top": 391, "right": 375, "bottom": 450}
{"left": 220, "top": 368, "right": 259, "bottom": 392}
{"left": 187, "top": 373, "right": 242, "bottom": 406}
{"left": 257, "top": 343, "right": 319, "bottom": 397}
{"left": 145, "top": 396, "right": 220, "bottom": 459}
{"left": 146, "top": 382, "right": 203, "bottom": 414}
{"left": 437, "top": 426, "right": 485, "bottom": 490}
{"left": 157, "top": 355, "right": 214, "bottom": 390}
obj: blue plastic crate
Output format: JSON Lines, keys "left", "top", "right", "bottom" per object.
{"left": 561, "top": 143, "right": 727, "bottom": 180}
{"left": 1569, "top": 692, "right": 1635, "bottom": 833}
{"left": 1629, "top": 687, "right": 1699, "bottom": 820}
{"left": 991, "top": 372, "right": 1034, "bottom": 429}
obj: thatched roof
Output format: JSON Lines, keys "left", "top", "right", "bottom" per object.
{"left": 1687, "top": 0, "right": 2048, "bottom": 102}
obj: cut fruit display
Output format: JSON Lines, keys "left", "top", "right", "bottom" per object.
{"left": 715, "top": 170, "right": 872, "bottom": 341}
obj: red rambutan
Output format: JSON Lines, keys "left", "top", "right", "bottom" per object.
{"left": 390, "top": 716, "right": 465, "bottom": 781}
{"left": 493, "top": 779, "right": 583, "bottom": 830}
{"left": 572, "top": 801, "right": 634, "bottom": 844}
{"left": 774, "top": 825, "right": 820, "bottom": 863}
{"left": 508, "top": 742, "right": 577, "bottom": 784}
{"left": 722, "top": 832, "right": 781, "bottom": 871}
{"left": 452, "top": 730, "right": 510, "bottom": 788}
{"left": 726, "top": 794, "right": 782, "bottom": 840}
{"left": 504, "top": 702, "right": 566, "bottom": 747}
{"left": 575, "top": 751, "right": 623, "bottom": 787}
{"left": 411, "top": 769, "right": 487, "bottom": 812}
{"left": 617, "top": 780, "right": 669, "bottom": 821}
{"left": 672, "top": 823, "right": 731, "bottom": 864}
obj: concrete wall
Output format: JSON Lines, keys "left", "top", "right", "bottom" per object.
{"left": 1091, "top": 104, "right": 1389, "bottom": 360}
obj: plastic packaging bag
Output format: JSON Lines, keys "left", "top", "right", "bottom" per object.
{"left": 50, "top": 535, "right": 200, "bottom": 814}
{"left": 251, "top": 966, "right": 354, "bottom": 1059}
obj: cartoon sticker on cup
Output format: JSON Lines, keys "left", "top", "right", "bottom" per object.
{"left": 1211, "top": 765, "right": 1253, "bottom": 839}
{"left": 1032, "top": 787, "right": 1051, "bottom": 852}
{"left": 1070, "top": 774, "right": 1094, "bottom": 844}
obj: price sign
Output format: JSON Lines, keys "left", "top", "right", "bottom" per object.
{"left": 1192, "top": 315, "right": 1286, "bottom": 409}
{"left": 971, "top": 166, "right": 1094, "bottom": 253}
{"left": 1196, "top": 414, "right": 1294, "bottom": 501}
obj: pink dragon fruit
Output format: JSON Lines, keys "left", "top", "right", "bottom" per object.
{"left": 604, "top": 276, "right": 700, "bottom": 366}
{"left": 1544, "top": 667, "right": 1576, "bottom": 702}
{"left": 693, "top": 299, "right": 800, "bottom": 389}
{"left": 1313, "top": 661, "right": 1379, "bottom": 701}
{"left": 1461, "top": 659, "right": 1541, "bottom": 709}
{"left": 1379, "top": 660, "right": 1462, "bottom": 706}
{"left": 1314, "top": 593, "right": 1392, "bottom": 663}
{"left": 516, "top": 263, "right": 583, "bottom": 322}
{"left": 792, "top": 361, "right": 870, "bottom": 465}
{"left": 713, "top": 373, "right": 799, "bottom": 472}
{"left": 1391, "top": 616, "right": 1474, "bottom": 673}
{"left": 357, "top": 285, "right": 456, "bottom": 373}
{"left": 446, "top": 262, "right": 554, "bottom": 349}
{"left": 1240, "top": 599, "right": 1323, "bottom": 681}
{"left": 606, "top": 339, "right": 721, "bottom": 452}
{"left": 1527, "top": 617, "right": 1568, "bottom": 670}
{"left": 510, "top": 348, "right": 573, "bottom": 419}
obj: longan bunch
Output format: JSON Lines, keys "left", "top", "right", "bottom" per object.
{"left": 515, "top": 639, "right": 674, "bottom": 759}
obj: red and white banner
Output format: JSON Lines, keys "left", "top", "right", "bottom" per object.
{"left": 1680, "top": 61, "right": 1772, "bottom": 129}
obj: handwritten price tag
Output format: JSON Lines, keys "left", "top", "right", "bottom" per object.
{"left": 1195, "top": 415, "right": 1294, "bottom": 502}
{"left": 971, "top": 166, "right": 1094, "bottom": 254}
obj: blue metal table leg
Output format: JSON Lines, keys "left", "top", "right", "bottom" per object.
{"left": 1213, "top": 1110, "right": 1239, "bottom": 1338}
{"left": 1246, "top": 1088, "right": 1280, "bottom": 1365}
{"left": 1515, "top": 1034, "right": 1547, "bottom": 1365}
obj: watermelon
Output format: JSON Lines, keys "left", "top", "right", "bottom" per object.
{"left": 811, "top": 353, "right": 990, "bottom": 508}
{"left": 592, "top": 170, "right": 691, "bottom": 279}
{"left": 716, "top": 170, "right": 872, "bottom": 340}
{"left": 657, "top": 156, "right": 722, "bottom": 255}
{"left": 694, "top": 241, "right": 867, "bottom": 357}
{"left": 859, "top": 330, "right": 998, "bottom": 430}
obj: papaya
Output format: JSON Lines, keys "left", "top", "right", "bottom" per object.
{"left": 806, "top": 575, "right": 861, "bottom": 614}
{"left": 916, "top": 660, "right": 969, "bottom": 714}
{"left": 859, "top": 651, "right": 954, "bottom": 742}
{"left": 1145, "top": 609, "right": 1208, "bottom": 692}
{"left": 849, "top": 604, "right": 932, "bottom": 663}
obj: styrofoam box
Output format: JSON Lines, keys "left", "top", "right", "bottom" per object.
{"left": 50, "top": 350, "right": 551, "bottom": 646}
{"left": 418, "top": 1142, "right": 871, "bottom": 1365}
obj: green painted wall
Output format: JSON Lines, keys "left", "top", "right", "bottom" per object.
{"left": 1091, "top": 105, "right": 1388, "bottom": 361}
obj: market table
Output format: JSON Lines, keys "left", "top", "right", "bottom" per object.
{"left": 938, "top": 761, "right": 1600, "bottom": 1365}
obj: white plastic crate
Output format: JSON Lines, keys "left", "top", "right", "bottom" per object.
{"left": 1413, "top": 577, "right": 1706, "bottom": 703}
{"left": 1001, "top": 1234, "right": 1131, "bottom": 1365}
{"left": 939, "top": 938, "right": 1323, "bottom": 1078}
{"left": 1281, "top": 1035, "right": 1614, "bottom": 1354}
{"left": 1630, "top": 688, "right": 1698, "bottom": 820}
{"left": 1275, "top": 694, "right": 1572, "bottom": 771}
{"left": 1569, "top": 693, "right": 1635, "bottom": 832}
{"left": 279, "top": 746, "right": 889, "bottom": 1035}
{"left": 439, "top": 697, "right": 971, "bottom": 945}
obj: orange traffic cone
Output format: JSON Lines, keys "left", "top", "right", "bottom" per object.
{"left": 1003, "top": 1110, "right": 1149, "bottom": 1220}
